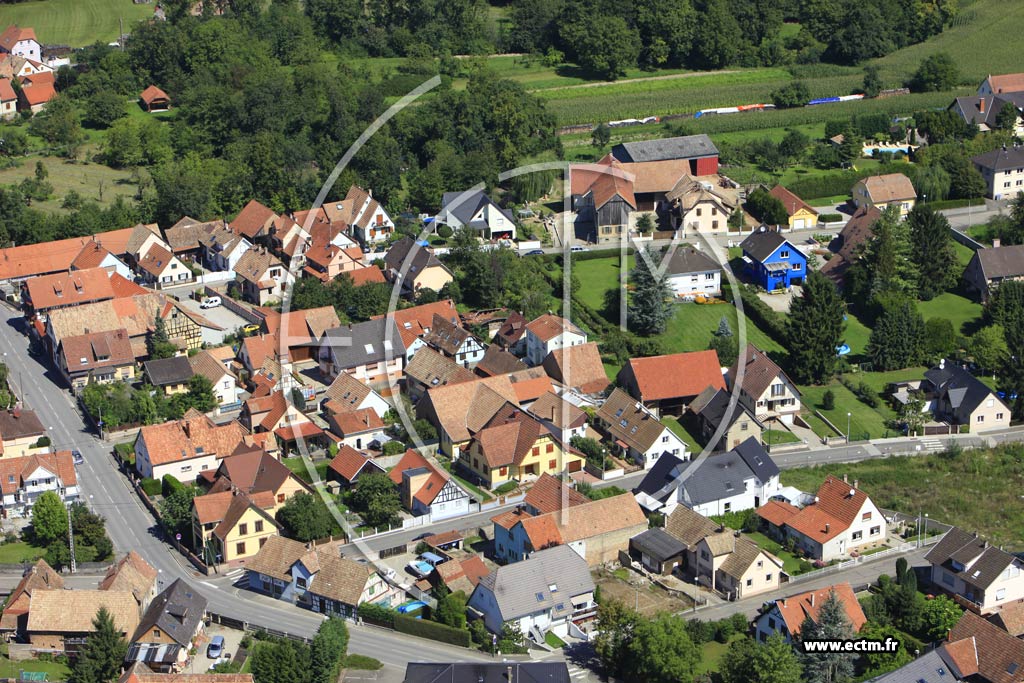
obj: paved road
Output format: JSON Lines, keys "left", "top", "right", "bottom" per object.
{"left": 0, "top": 309, "right": 502, "bottom": 681}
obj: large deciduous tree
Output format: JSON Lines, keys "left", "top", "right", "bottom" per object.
{"left": 622, "top": 614, "right": 700, "bottom": 683}
{"left": 787, "top": 270, "right": 845, "bottom": 384}
{"left": 31, "top": 491, "right": 68, "bottom": 546}
{"left": 721, "top": 632, "right": 802, "bottom": 683}
{"left": 275, "top": 492, "right": 334, "bottom": 542}
{"left": 348, "top": 473, "right": 401, "bottom": 528}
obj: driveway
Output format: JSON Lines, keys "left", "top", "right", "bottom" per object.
{"left": 177, "top": 297, "right": 251, "bottom": 338}
{"left": 185, "top": 624, "right": 246, "bottom": 674}
{"left": 757, "top": 286, "right": 799, "bottom": 313}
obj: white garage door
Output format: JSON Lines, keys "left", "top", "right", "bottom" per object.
{"left": 793, "top": 218, "right": 806, "bottom": 230}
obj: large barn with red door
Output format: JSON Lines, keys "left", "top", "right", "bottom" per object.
{"left": 610, "top": 134, "right": 720, "bottom": 210}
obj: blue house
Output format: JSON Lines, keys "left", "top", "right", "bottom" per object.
{"left": 739, "top": 228, "right": 807, "bottom": 291}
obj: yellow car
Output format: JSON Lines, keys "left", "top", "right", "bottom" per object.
{"left": 242, "top": 324, "right": 261, "bottom": 334}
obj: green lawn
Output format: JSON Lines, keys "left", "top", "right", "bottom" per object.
{"left": 573, "top": 255, "right": 633, "bottom": 311}
{"left": 281, "top": 456, "right": 329, "bottom": 484}
{"left": 0, "top": 0, "right": 153, "bottom": 46}
{"left": 0, "top": 155, "right": 137, "bottom": 213}
{"left": 0, "top": 655, "right": 70, "bottom": 680}
{"left": 746, "top": 531, "right": 804, "bottom": 575}
{"left": 800, "top": 382, "right": 891, "bottom": 441}
{"left": 916, "top": 292, "right": 983, "bottom": 335}
{"left": 764, "top": 428, "right": 801, "bottom": 446}
{"left": 657, "top": 302, "right": 786, "bottom": 358}
{"left": 842, "top": 311, "right": 873, "bottom": 359}
{"left": 0, "top": 541, "right": 46, "bottom": 564}
{"left": 695, "top": 634, "right": 746, "bottom": 676}
{"left": 544, "top": 631, "right": 566, "bottom": 649}
{"left": 661, "top": 416, "right": 702, "bottom": 454}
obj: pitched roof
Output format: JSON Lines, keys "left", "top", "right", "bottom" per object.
{"left": 727, "top": 344, "right": 797, "bottom": 403}
{"left": 975, "top": 145, "right": 1024, "bottom": 173}
{"left": 233, "top": 247, "right": 284, "bottom": 285}
{"left": 143, "top": 355, "right": 194, "bottom": 387}
{"left": 830, "top": 204, "right": 882, "bottom": 264}
{"left": 0, "top": 226, "right": 140, "bottom": 281}
{"left": 243, "top": 535, "right": 307, "bottom": 582}
{"left": 231, "top": 200, "right": 277, "bottom": 239}
{"left": 346, "top": 265, "right": 386, "bottom": 286}
{"left": 664, "top": 247, "right": 722, "bottom": 276}
{"left": 989, "top": 602, "right": 1024, "bottom": 637}
{"left": 612, "top": 134, "right": 719, "bottom": 163}
{"left": 664, "top": 505, "right": 720, "bottom": 547}
{"left": 471, "top": 409, "right": 545, "bottom": 469}
{"left": 690, "top": 387, "right": 763, "bottom": 433}
{"left": 586, "top": 169, "right": 636, "bottom": 210}
{"left": 383, "top": 237, "right": 451, "bottom": 280}
{"left": 665, "top": 174, "right": 739, "bottom": 211}
{"left": 972, "top": 244, "right": 1024, "bottom": 282}
{"left": 631, "top": 527, "right": 687, "bottom": 562}
{"left": 192, "top": 489, "right": 277, "bottom": 540}
{"left": 439, "top": 190, "right": 516, "bottom": 227}
{"left": 25, "top": 267, "right": 115, "bottom": 311}
{"left": 0, "top": 78, "right": 13, "bottom": 102}
{"left": 859, "top": 173, "right": 916, "bottom": 203}
{"left": 493, "top": 311, "right": 528, "bottom": 347}
{"left": 423, "top": 314, "right": 476, "bottom": 356}
{"left": 774, "top": 475, "right": 873, "bottom": 544}
{"left": 328, "top": 407, "right": 385, "bottom": 436}
{"left": 739, "top": 229, "right": 795, "bottom": 262}
{"left": 215, "top": 450, "right": 296, "bottom": 496}
{"left": 71, "top": 241, "right": 116, "bottom": 270}
{"left": 0, "top": 409, "right": 45, "bottom": 441}
{"left": 0, "top": 559, "right": 62, "bottom": 630}
{"left": 768, "top": 185, "right": 818, "bottom": 218}
{"left": 596, "top": 388, "right": 668, "bottom": 453}
{"left": 244, "top": 535, "right": 372, "bottom": 606}
{"left": 99, "top": 551, "right": 158, "bottom": 605}
{"left": 527, "top": 392, "right": 587, "bottom": 430}
{"left": 405, "top": 346, "right": 476, "bottom": 389}
{"left": 622, "top": 350, "right": 725, "bottom": 402}
{"left": 633, "top": 452, "right": 687, "bottom": 504}
{"left": 475, "top": 345, "right": 527, "bottom": 377}
{"left": 137, "top": 412, "right": 248, "bottom": 466}
{"left": 941, "top": 637, "right": 981, "bottom": 679}
{"left": 139, "top": 85, "right": 170, "bottom": 106}
{"left": 522, "top": 472, "right": 589, "bottom": 514}
{"left": 475, "top": 545, "right": 594, "bottom": 621}
{"left": 868, "top": 643, "right": 978, "bottom": 682}
{"left": 518, "top": 493, "right": 646, "bottom": 551}
{"left": 0, "top": 451, "right": 77, "bottom": 496}
{"left": 322, "top": 371, "right": 375, "bottom": 412}
{"left": 949, "top": 610, "right": 1024, "bottom": 683}
{"left": 678, "top": 439, "right": 778, "bottom": 507}
{"left": 132, "top": 579, "right": 206, "bottom": 647}
{"left": 18, "top": 80, "right": 54, "bottom": 106}
{"left": 771, "top": 583, "right": 866, "bottom": 637}
{"left": 985, "top": 73, "right": 1024, "bottom": 94}
{"left": 421, "top": 375, "right": 520, "bottom": 444}
{"left": 189, "top": 349, "right": 233, "bottom": 384}
{"left": 373, "top": 299, "right": 459, "bottom": 349}
{"left": 327, "top": 445, "right": 384, "bottom": 482}
{"left": 59, "top": 328, "right": 134, "bottom": 375}
{"left": 757, "top": 499, "right": 800, "bottom": 527}
{"left": 542, "top": 342, "right": 607, "bottom": 395}
{"left": 387, "top": 449, "right": 463, "bottom": 506}
{"left": 322, "top": 318, "right": 405, "bottom": 370}
{"left": 926, "top": 363, "right": 1005, "bottom": 422}
{"left": 925, "top": 526, "right": 1020, "bottom": 591}
{"left": 0, "top": 25, "right": 36, "bottom": 52}
{"left": 28, "top": 589, "right": 140, "bottom": 635}
{"left": 719, "top": 536, "right": 783, "bottom": 579}
{"left": 526, "top": 314, "right": 584, "bottom": 343}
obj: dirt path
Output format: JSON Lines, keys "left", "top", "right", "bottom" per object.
{"left": 537, "top": 69, "right": 741, "bottom": 92}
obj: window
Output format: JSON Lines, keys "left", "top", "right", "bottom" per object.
{"left": 723, "top": 502, "right": 732, "bottom": 512}
{"left": 712, "top": 221, "right": 719, "bottom": 230}
{"left": 696, "top": 208, "right": 702, "bottom": 217}
{"left": 236, "top": 542, "right": 246, "bottom": 556}
{"left": 255, "top": 520, "right": 264, "bottom": 533}
{"left": 746, "top": 579, "right": 753, "bottom": 587}
{"left": 978, "top": 415, "right": 985, "bottom": 423}
{"left": 852, "top": 531, "right": 863, "bottom": 541}
{"left": 700, "top": 550, "right": 710, "bottom": 561}
{"left": 706, "top": 273, "right": 715, "bottom": 280}
{"left": 532, "top": 446, "right": 540, "bottom": 456}
{"left": 239, "top": 523, "right": 248, "bottom": 535}
{"left": 997, "top": 588, "right": 1007, "bottom": 601}
{"left": 770, "top": 384, "right": 785, "bottom": 397}
{"left": 181, "top": 465, "right": 192, "bottom": 473}
{"left": 791, "top": 263, "right": 801, "bottom": 270}
{"left": 741, "top": 422, "right": 748, "bottom": 431}
{"left": 549, "top": 459, "right": 557, "bottom": 469}
{"left": 153, "top": 629, "right": 162, "bottom": 638}
{"left": 296, "top": 576, "right": 307, "bottom": 588}
{"left": 546, "top": 443, "right": 554, "bottom": 453}
{"left": 998, "top": 412, "right": 1005, "bottom": 420}
{"left": 499, "top": 466, "right": 508, "bottom": 476}
{"left": 768, "top": 617, "right": 776, "bottom": 629}
{"left": 277, "top": 493, "right": 285, "bottom": 503}
{"left": 757, "top": 560, "right": 763, "bottom": 569}
{"left": 870, "top": 525, "right": 881, "bottom": 536}
{"left": 766, "top": 574, "right": 773, "bottom": 582}
{"left": 780, "top": 250, "right": 789, "bottom": 259}
{"left": 662, "top": 435, "right": 669, "bottom": 443}
{"left": 1006, "top": 182, "right": 1012, "bottom": 188}
{"left": 862, "top": 512, "right": 872, "bottom": 521}
{"left": 987, "top": 398, "right": 995, "bottom": 407}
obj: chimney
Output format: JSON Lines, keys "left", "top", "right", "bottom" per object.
{"left": 853, "top": 480, "right": 858, "bottom": 490}
{"left": 824, "top": 523, "right": 830, "bottom": 535}
{"left": 810, "top": 593, "right": 815, "bottom": 607}
{"left": 994, "top": 238, "right": 1002, "bottom": 248}
{"left": 843, "top": 473, "right": 848, "bottom": 483}
{"left": 980, "top": 97, "right": 986, "bottom": 114}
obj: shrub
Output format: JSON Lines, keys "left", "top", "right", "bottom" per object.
{"left": 357, "top": 603, "right": 395, "bottom": 628}
{"left": 162, "top": 474, "right": 186, "bottom": 497}
{"left": 35, "top": 436, "right": 51, "bottom": 448}
{"left": 818, "top": 213, "right": 843, "bottom": 223}
{"left": 714, "top": 618, "right": 735, "bottom": 643}
{"left": 394, "top": 613, "right": 471, "bottom": 647}
{"left": 822, "top": 389, "right": 835, "bottom": 410}
{"left": 140, "top": 478, "right": 162, "bottom": 497}
{"left": 436, "top": 225, "right": 453, "bottom": 239}
{"left": 730, "top": 612, "right": 749, "bottom": 632}
{"left": 798, "top": 559, "right": 813, "bottom": 573}
{"left": 494, "top": 481, "right": 518, "bottom": 495}
{"left": 344, "top": 655, "right": 383, "bottom": 670}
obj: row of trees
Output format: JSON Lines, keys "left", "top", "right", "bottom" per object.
{"left": 31, "top": 493, "right": 114, "bottom": 571}
{"left": 80, "top": 374, "right": 217, "bottom": 429}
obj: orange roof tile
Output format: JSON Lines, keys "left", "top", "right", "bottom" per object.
{"left": 139, "top": 85, "right": 169, "bottom": 106}
{"left": 769, "top": 185, "right": 818, "bottom": 218}
{"left": 622, "top": 350, "right": 725, "bottom": 402}
{"left": 329, "top": 408, "right": 384, "bottom": 436}
{"left": 25, "top": 267, "right": 115, "bottom": 311}
{"left": 756, "top": 499, "right": 799, "bottom": 527}
{"left": 373, "top": 299, "right": 459, "bottom": 349}
{"left": 774, "top": 583, "right": 866, "bottom": 636}
{"left": 542, "top": 342, "right": 608, "bottom": 395}
{"left": 19, "top": 81, "right": 54, "bottom": 105}
{"left": 0, "top": 227, "right": 138, "bottom": 281}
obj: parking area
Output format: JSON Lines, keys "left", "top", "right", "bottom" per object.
{"left": 177, "top": 297, "right": 252, "bottom": 338}
{"left": 184, "top": 624, "right": 247, "bottom": 674}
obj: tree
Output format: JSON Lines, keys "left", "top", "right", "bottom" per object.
{"left": 745, "top": 188, "right": 788, "bottom": 226}
{"left": 910, "top": 52, "right": 960, "bottom": 92}
{"left": 85, "top": 90, "right": 128, "bottom": 128}
{"left": 186, "top": 374, "right": 217, "bottom": 413}
{"left": 435, "top": 590, "right": 468, "bottom": 629}
{"left": 591, "top": 122, "right": 611, "bottom": 148}
{"left": 800, "top": 589, "right": 856, "bottom": 683}
{"left": 860, "top": 207, "right": 918, "bottom": 300}
{"left": 721, "top": 633, "right": 802, "bottom": 683}
{"left": 71, "top": 607, "right": 128, "bottom": 683}
{"left": 921, "top": 595, "right": 963, "bottom": 641}
{"left": 31, "top": 491, "right": 68, "bottom": 545}
{"left": 622, "top": 614, "right": 700, "bottom": 683}
{"left": 348, "top": 473, "right": 401, "bottom": 528}
{"left": 566, "top": 16, "right": 640, "bottom": 80}
{"left": 924, "top": 317, "right": 958, "bottom": 360}
{"left": 636, "top": 213, "right": 655, "bottom": 234}
{"left": 629, "top": 247, "right": 672, "bottom": 336}
{"left": 250, "top": 636, "right": 311, "bottom": 683}
{"left": 996, "top": 101, "right": 1020, "bottom": 132}
{"left": 787, "top": 271, "right": 845, "bottom": 384}
{"left": 709, "top": 315, "right": 738, "bottom": 365}
{"left": 837, "top": 127, "right": 864, "bottom": 163}
{"left": 868, "top": 301, "right": 926, "bottom": 371}
{"left": 310, "top": 618, "right": 349, "bottom": 683}
{"left": 859, "top": 622, "right": 912, "bottom": 676}
{"left": 908, "top": 205, "right": 957, "bottom": 300}
{"left": 147, "top": 316, "right": 176, "bottom": 359}
{"left": 968, "top": 325, "right": 1009, "bottom": 374}
{"left": 771, "top": 81, "right": 811, "bottom": 109}
{"left": 28, "top": 96, "right": 85, "bottom": 155}
{"left": 158, "top": 485, "right": 198, "bottom": 538}
{"left": 900, "top": 391, "right": 926, "bottom": 436}
{"left": 691, "top": 0, "right": 742, "bottom": 69}
{"left": 863, "top": 65, "right": 883, "bottom": 98}
{"left": 779, "top": 129, "right": 810, "bottom": 162}
{"left": 276, "top": 492, "right": 334, "bottom": 542}
{"left": 593, "top": 599, "right": 640, "bottom": 676}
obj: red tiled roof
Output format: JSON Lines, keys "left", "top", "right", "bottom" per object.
{"left": 0, "top": 79, "right": 15, "bottom": 102}
{"left": 756, "top": 499, "right": 799, "bottom": 527}
{"left": 0, "top": 227, "right": 138, "bottom": 281}
{"left": 274, "top": 422, "right": 323, "bottom": 441}
{"left": 329, "top": 408, "right": 384, "bottom": 436}
{"left": 769, "top": 185, "right": 818, "bottom": 218}
{"left": 542, "top": 342, "right": 608, "bottom": 395}
{"left": 231, "top": 200, "right": 277, "bottom": 239}
{"left": 949, "top": 611, "right": 1024, "bottom": 683}
{"left": 327, "top": 445, "right": 379, "bottom": 481}
{"left": 25, "top": 267, "right": 114, "bottom": 311}
{"left": 374, "top": 299, "right": 459, "bottom": 349}
{"left": 139, "top": 85, "right": 169, "bottom": 105}
{"left": 774, "top": 583, "right": 866, "bottom": 637}
{"left": 623, "top": 350, "right": 725, "bottom": 402}
{"left": 387, "top": 449, "right": 454, "bottom": 507}
{"left": 347, "top": 266, "right": 386, "bottom": 286}
{"left": 19, "top": 81, "right": 55, "bottom": 106}
{"left": 0, "top": 26, "right": 36, "bottom": 53}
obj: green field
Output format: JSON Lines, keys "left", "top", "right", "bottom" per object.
{"left": 573, "top": 254, "right": 634, "bottom": 311}
{"left": 658, "top": 302, "right": 786, "bottom": 358}
{"left": 0, "top": 155, "right": 136, "bottom": 213}
{"left": 0, "top": 540, "right": 46, "bottom": 563}
{"left": 916, "top": 292, "right": 983, "bottom": 335}
{"left": 779, "top": 444, "right": 1024, "bottom": 549}
{"left": 0, "top": 0, "right": 153, "bottom": 46}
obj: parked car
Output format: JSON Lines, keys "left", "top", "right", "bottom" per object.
{"left": 242, "top": 323, "right": 260, "bottom": 334}
{"left": 207, "top": 635, "right": 225, "bottom": 659}
{"left": 523, "top": 249, "right": 545, "bottom": 256}
{"left": 71, "top": 450, "right": 83, "bottom": 465}
{"left": 570, "top": 245, "right": 588, "bottom": 253}
{"left": 200, "top": 297, "right": 222, "bottom": 309}
{"left": 406, "top": 558, "right": 434, "bottom": 578}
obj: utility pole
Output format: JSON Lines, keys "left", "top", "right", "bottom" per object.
{"left": 67, "top": 504, "right": 76, "bottom": 574}
{"left": 119, "top": 18, "right": 124, "bottom": 51}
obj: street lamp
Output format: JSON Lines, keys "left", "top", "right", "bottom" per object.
{"left": 846, "top": 412, "right": 852, "bottom": 444}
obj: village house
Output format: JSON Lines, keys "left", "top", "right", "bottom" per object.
{"left": 26, "top": 590, "right": 139, "bottom": 655}
{"left": 71, "top": 240, "right": 134, "bottom": 280}
{"left": 951, "top": 91, "right": 1024, "bottom": 136}
{"left": 973, "top": 144, "right": 1024, "bottom": 200}
{"left": 727, "top": 344, "right": 802, "bottom": 425}
{"left": 415, "top": 374, "right": 520, "bottom": 458}
{"left": 491, "top": 492, "right": 646, "bottom": 565}
{"left": 919, "top": 361, "right": 1011, "bottom": 433}
{"left": 320, "top": 371, "right": 390, "bottom": 420}
{"left": 739, "top": 229, "right": 808, "bottom": 292}
{"left": 425, "top": 554, "right": 491, "bottom": 597}
{"left": 0, "top": 409, "right": 47, "bottom": 458}
{"left": 0, "top": 225, "right": 142, "bottom": 285}
{"left": 245, "top": 535, "right": 398, "bottom": 617}
{"left": 143, "top": 356, "right": 194, "bottom": 397}
{"left": 0, "top": 25, "right": 40, "bottom": 60}
{"left": 861, "top": 639, "right": 980, "bottom": 682}
{"left": 493, "top": 311, "right": 528, "bottom": 356}
{"left": 524, "top": 314, "right": 587, "bottom": 367}
{"left": 192, "top": 488, "right": 280, "bottom": 566}
{"left": 753, "top": 583, "right": 867, "bottom": 644}
{"left": 663, "top": 246, "right": 723, "bottom": 299}
{"left": 979, "top": 72, "right": 1024, "bottom": 97}
{"left": 595, "top": 388, "right": 689, "bottom": 469}
{"left": 946, "top": 610, "right": 1024, "bottom": 682}
{"left": 925, "top": 526, "right": 1024, "bottom": 615}
{"left": 572, "top": 159, "right": 637, "bottom": 244}
{"left": 467, "top": 545, "right": 596, "bottom": 639}
{"left": 322, "top": 185, "right": 393, "bottom": 247}
{"left": 436, "top": 190, "right": 517, "bottom": 241}
{"left": 388, "top": 448, "right": 471, "bottom": 520}
{"left": 240, "top": 390, "right": 322, "bottom": 454}
{"left": 138, "top": 85, "right": 170, "bottom": 112}
{"left": 318, "top": 318, "right": 405, "bottom": 384}
{"left": 964, "top": 242, "right": 1024, "bottom": 302}
{"left": 618, "top": 350, "right": 725, "bottom": 417}
{"left": 231, "top": 200, "right": 278, "bottom": 244}
{"left": 629, "top": 528, "right": 687, "bottom": 575}
{"left": 689, "top": 387, "right": 765, "bottom": 451}
{"left": 324, "top": 406, "right": 386, "bottom": 451}
{"left": 326, "top": 445, "right": 386, "bottom": 489}
{"left": 526, "top": 391, "right": 588, "bottom": 444}
{"left": 756, "top": 475, "right": 886, "bottom": 561}
{"left": 403, "top": 346, "right": 476, "bottom": 403}
{"left": 126, "top": 579, "right": 206, "bottom": 673}
{"left": 98, "top": 551, "right": 159, "bottom": 610}
{"left": 422, "top": 314, "right": 485, "bottom": 369}
{"left": 199, "top": 220, "right": 253, "bottom": 273}
{"left": 303, "top": 244, "right": 382, "bottom": 285}
{"left": 22, "top": 267, "right": 117, "bottom": 320}
{"left": 768, "top": 185, "right": 819, "bottom": 230}
{"left": 163, "top": 218, "right": 208, "bottom": 262}
{"left": 0, "top": 78, "right": 17, "bottom": 120}
{"left": 475, "top": 345, "right": 527, "bottom": 378}
{"left": 0, "top": 451, "right": 78, "bottom": 517}
{"left": 134, "top": 410, "right": 249, "bottom": 483}
{"left": 234, "top": 246, "right": 293, "bottom": 305}
{"left": 376, "top": 299, "right": 461, "bottom": 362}
{"left": 852, "top": 173, "right": 917, "bottom": 217}
{"left": 0, "top": 559, "right": 62, "bottom": 639}
{"left": 206, "top": 449, "right": 310, "bottom": 511}
{"left": 56, "top": 328, "right": 135, "bottom": 391}
{"left": 819, "top": 205, "right": 882, "bottom": 288}
{"left": 667, "top": 174, "right": 740, "bottom": 237}
{"left": 189, "top": 349, "right": 241, "bottom": 413}
{"left": 255, "top": 306, "right": 341, "bottom": 365}
{"left": 612, "top": 134, "right": 720, "bottom": 175}
{"left": 136, "top": 243, "right": 193, "bottom": 289}
{"left": 382, "top": 237, "right": 454, "bottom": 297}
{"left": 540, "top": 342, "right": 609, "bottom": 396}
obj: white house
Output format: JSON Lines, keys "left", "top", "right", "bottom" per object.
{"left": 753, "top": 583, "right": 867, "bottom": 645}
{"left": 200, "top": 222, "right": 253, "bottom": 272}
{"left": 189, "top": 350, "right": 241, "bottom": 414}
{"left": 467, "top": 545, "right": 595, "bottom": 639}
{"left": 664, "top": 246, "right": 722, "bottom": 300}
{"left": 234, "top": 246, "right": 294, "bottom": 306}
{"left": 423, "top": 314, "right": 486, "bottom": 369}
{"left": 437, "top": 190, "right": 517, "bottom": 242}
{"left": 0, "top": 25, "right": 41, "bottom": 61}
{"left": 667, "top": 175, "right": 740, "bottom": 237}
{"left": 756, "top": 475, "right": 886, "bottom": 562}
{"left": 387, "top": 449, "right": 471, "bottom": 520}
{"left": 728, "top": 344, "right": 802, "bottom": 425}
{"left": 134, "top": 412, "right": 247, "bottom": 483}
{"left": 595, "top": 388, "right": 689, "bottom": 469}
{"left": 925, "top": 526, "right": 1024, "bottom": 615}
{"left": 321, "top": 371, "right": 391, "bottom": 420}
{"left": 333, "top": 185, "right": 394, "bottom": 248}
{"left": 0, "top": 452, "right": 79, "bottom": 517}
{"left": 523, "top": 314, "right": 587, "bottom": 367}
{"left": 527, "top": 392, "right": 588, "bottom": 444}
{"left": 318, "top": 318, "right": 405, "bottom": 384}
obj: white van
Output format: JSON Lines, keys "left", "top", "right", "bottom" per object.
{"left": 200, "top": 296, "right": 222, "bottom": 309}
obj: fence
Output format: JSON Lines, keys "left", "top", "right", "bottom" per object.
{"left": 207, "top": 612, "right": 313, "bottom": 644}
{"left": 201, "top": 286, "right": 262, "bottom": 324}
{"left": 949, "top": 228, "right": 985, "bottom": 253}
{"left": 378, "top": 543, "right": 407, "bottom": 560}
{"left": 786, "top": 534, "right": 946, "bottom": 585}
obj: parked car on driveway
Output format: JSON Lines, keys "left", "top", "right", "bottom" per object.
{"left": 200, "top": 297, "right": 222, "bottom": 309}
{"left": 207, "top": 635, "right": 224, "bottom": 659}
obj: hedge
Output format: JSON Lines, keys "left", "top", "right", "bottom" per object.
{"left": 162, "top": 474, "right": 186, "bottom": 497}
{"left": 787, "top": 168, "right": 876, "bottom": 201}
{"left": 818, "top": 212, "right": 843, "bottom": 223}
{"left": 921, "top": 198, "right": 976, "bottom": 211}
{"left": 730, "top": 284, "right": 789, "bottom": 347}
{"left": 357, "top": 603, "right": 395, "bottom": 628}
{"left": 140, "top": 478, "right": 162, "bottom": 497}
{"left": 394, "top": 613, "right": 471, "bottom": 648}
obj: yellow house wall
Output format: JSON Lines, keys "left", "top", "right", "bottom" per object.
{"left": 788, "top": 208, "right": 818, "bottom": 229}
{"left": 222, "top": 507, "right": 277, "bottom": 562}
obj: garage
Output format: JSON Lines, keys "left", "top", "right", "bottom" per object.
{"left": 793, "top": 218, "right": 806, "bottom": 230}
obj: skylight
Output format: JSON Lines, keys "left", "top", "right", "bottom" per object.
{"left": 535, "top": 593, "right": 545, "bottom": 602}
{"left": 364, "top": 343, "right": 374, "bottom": 354}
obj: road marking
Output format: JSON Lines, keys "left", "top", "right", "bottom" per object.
{"left": 920, "top": 439, "right": 946, "bottom": 452}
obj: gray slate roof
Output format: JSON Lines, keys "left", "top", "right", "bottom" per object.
{"left": 131, "top": 578, "right": 206, "bottom": 647}
{"left": 322, "top": 318, "right": 405, "bottom": 370}
{"left": 440, "top": 190, "right": 516, "bottom": 227}
{"left": 973, "top": 144, "right": 1024, "bottom": 172}
{"left": 612, "top": 134, "right": 719, "bottom": 163}
{"left": 692, "top": 388, "right": 763, "bottom": 432}
{"left": 972, "top": 244, "right": 1024, "bottom": 281}
{"left": 665, "top": 247, "right": 721, "bottom": 276}
{"left": 866, "top": 645, "right": 967, "bottom": 682}
{"left": 403, "top": 663, "right": 570, "bottom": 683}
{"left": 924, "top": 526, "right": 1018, "bottom": 590}
{"left": 679, "top": 438, "right": 778, "bottom": 507}
{"left": 633, "top": 452, "right": 687, "bottom": 502}
{"left": 924, "top": 364, "right": 998, "bottom": 421}
{"left": 143, "top": 356, "right": 194, "bottom": 387}
{"left": 384, "top": 237, "right": 449, "bottom": 276}
{"left": 631, "top": 527, "right": 686, "bottom": 562}
{"left": 739, "top": 229, "right": 793, "bottom": 263}
{"left": 475, "top": 545, "right": 593, "bottom": 622}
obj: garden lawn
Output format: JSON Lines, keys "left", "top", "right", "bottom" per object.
{"left": 764, "top": 428, "right": 800, "bottom": 446}
{"left": 916, "top": 292, "right": 983, "bottom": 335}
{"left": 661, "top": 416, "right": 702, "bottom": 454}
{"left": 842, "top": 311, "right": 873, "bottom": 359}
{"left": 778, "top": 444, "right": 1024, "bottom": 550}
{"left": 281, "top": 457, "right": 329, "bottom": 484}
{"left": 657, "top": 302, "right": 786, "bottom": 357}
{"left": 0, "top": 655, "right": 71, "bottom": 680}
{"left": 0, "top": 541, "right": 46, "bottom": 564}
{"left": 0, "top": 0, "right": 153, "bottom": 46}
{"left": 799, "top": 382, "right": 892, "bottom": 440}
{"left": 745, "top": 531, "right": 804, "bottom": 575}
{"left": 573, "top": 255, "right": 632, "bottom": 311}
{"left": 695, "top": 634, "right": 746, "bottom": 676}
{"left": 0, "top": 156, "right": 137, "bottom": 213}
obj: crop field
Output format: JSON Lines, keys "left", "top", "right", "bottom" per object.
{"left": 0, "top": 0, "right": 152, "bottom": 46}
